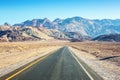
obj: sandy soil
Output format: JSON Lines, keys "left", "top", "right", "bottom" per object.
{"left": 0, "top": 41, "right": 60, "bottom": 68}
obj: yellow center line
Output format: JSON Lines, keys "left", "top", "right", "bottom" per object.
{"left": 5, "top": 54, "right": 50, "bottom": 80}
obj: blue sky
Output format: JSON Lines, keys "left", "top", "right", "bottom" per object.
{"left": 0, "top": 0, "right": 120, "bottom": 24}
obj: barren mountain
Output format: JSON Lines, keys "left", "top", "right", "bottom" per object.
{"left": 14, "top": 17, "right": 120, "bottom": 37}
{"left": 0, "top": 26, "right": 53, "bottom": 42}
{"left": 1, "top": 16, "right": 120, "bottom": 42}
{"left": 93, "top": 34, "right": 120, "bottom": 42}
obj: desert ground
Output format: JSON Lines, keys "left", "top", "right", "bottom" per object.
{"left": 0, "top": 40, "right": 120, "bottom": 80}
{"left": 67, "top": 41, "right": 120, "bottom": 66}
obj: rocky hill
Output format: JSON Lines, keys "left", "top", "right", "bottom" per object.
{"left": 93, "top": 34, "right": 120, "bottom": 42}
{"left": 37, "top": 28, "right": 68, "bottom": 39}
{"left": 0, "top": 26, "right": 53, "bottom": 42}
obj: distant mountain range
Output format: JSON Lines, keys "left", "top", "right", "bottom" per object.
{"left": 14, "top": 17, "right": 120, "bottom": 37}
{"left": 0, "top": 16, "right": 120, "bottom": 42}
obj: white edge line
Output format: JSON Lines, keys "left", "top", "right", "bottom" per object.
{"left": 68, "top": 48, "right": 94, "bottom": 80}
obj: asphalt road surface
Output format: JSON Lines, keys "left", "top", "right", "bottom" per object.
{"left": 2, "top": 46, "right": 103, "bottom": 80}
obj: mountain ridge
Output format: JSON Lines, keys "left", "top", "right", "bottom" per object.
{"left": 1, "top": 16, "right": 120, "bottom": 42}
{"left": 13, "top": 16, "right": 120, "bottom": 37}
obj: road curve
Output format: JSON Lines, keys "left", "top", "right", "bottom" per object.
{"left": 1, "top": 46, "right": 103, "bottom": 80}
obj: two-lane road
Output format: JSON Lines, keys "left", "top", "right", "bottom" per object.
{"left": 1, "top": 46, "right": 103, "bottom": 80}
